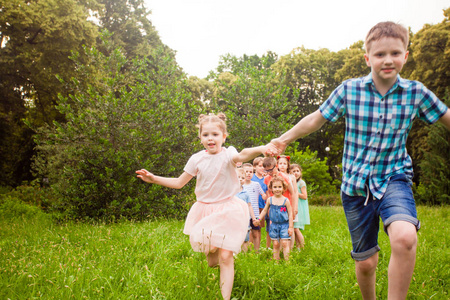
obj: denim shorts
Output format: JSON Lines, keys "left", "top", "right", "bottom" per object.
{"left": 269, "top": 222, "right": 291, "bottom": 241}
{"left": 341, "top": 173, "right": 420, "bottom": 261}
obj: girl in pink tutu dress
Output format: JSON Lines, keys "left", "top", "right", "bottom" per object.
{"left": 136, "top": 113, "right": 273, "bottom": 300}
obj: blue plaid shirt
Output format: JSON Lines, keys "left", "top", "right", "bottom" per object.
{"left": 320, "top": 73, "right": 448, "bottom": 200}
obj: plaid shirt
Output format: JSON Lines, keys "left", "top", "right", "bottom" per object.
{"left": 320, "top": 73, "right": 448, "bottom": 200}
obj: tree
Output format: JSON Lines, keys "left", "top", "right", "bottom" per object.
{"left": 415, "top": 94, "right": 450, "bottom": 205}
{"left": 208, "top": 57, "right": 296, "bottom": 150}
{"left": 402, "top": 9, "right": 450, "bottom": 188}
{"left": 0, "top": 0, "right": 98, "bottom": 186}
{"left": 33, "top": 41, "right": 201, "bottom": 220}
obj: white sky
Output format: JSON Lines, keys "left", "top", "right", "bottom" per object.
{"left": 145, "top": 0, "right": 449, "bottom": 78}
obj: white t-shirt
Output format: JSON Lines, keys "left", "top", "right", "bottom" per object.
{"left": 242, "top": 181, "right": 264, "bottom": 218}
{"left": 184, "top": 146, "right": 240, "bottom": 203}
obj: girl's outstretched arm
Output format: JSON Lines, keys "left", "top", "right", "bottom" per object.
{"left": 233, "top": 144, "right": 276, "bottom": 164}
{"left": 136, "top": 169, "right": 193, "bottom": 189}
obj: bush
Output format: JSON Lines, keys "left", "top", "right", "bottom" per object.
{"left": 309, "top": 193, "right": 341, "bottom": 206}
{"left": 32, "top": 43, "right": 202, "bottom": 221}
{"left": 289, "top": 147, "right": 339, "bottom": 196}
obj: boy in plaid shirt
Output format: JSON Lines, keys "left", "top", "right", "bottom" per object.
{"left": 270, "top": 21, "right": 450, "bottom": 299}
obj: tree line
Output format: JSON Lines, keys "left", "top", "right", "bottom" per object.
{"left": 1, "top": 1, "right": 449, "bottom": 219}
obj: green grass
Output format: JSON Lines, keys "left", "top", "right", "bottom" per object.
{"left": 0, "top": 206, "right": 448, "bottom": 299}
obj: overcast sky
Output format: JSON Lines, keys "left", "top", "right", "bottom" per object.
{"left": 144, "top": 0, "right": 449, "bottom": 78}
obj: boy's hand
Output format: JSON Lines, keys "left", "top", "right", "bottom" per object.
{"left": 269, "top": 138, "right": 287, "bottom": 155}
{"left": 288, "top": 228, "right": 293, "bottom": 236}
{"left": 264, "top": 142, "right": 279, "bottom": 157}
{"left": 136, "top": 169, "right": 156, "bottom": 183}
{"left": 253, "top": 219, "right": 260, "bottom": 227}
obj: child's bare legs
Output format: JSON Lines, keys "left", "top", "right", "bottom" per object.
{"left": 207, "top": 248, "right": 219, "bottom": 268}
{"left": 354, "top": 221, "right": 417, "bottom": 300}
{"left": 272, "top": 239, "right": 281, "bottom": 260}
{"left": 266, "top": 220, "right": 272, "bottom": 248}
{"left": 355, "top": 254, "right": 378, "bottom": 300}
{"left": 387, "top": 221, "right": 417, "bottom": 300}
{"left": 294, "top": 228, "right": 305, "bottom": 249}
{"left": 206, "top": 248, "right": 235, "bottom": 300}
{"left": 251, "top": 229, "right": 261, "bottom": 252}
{"left": 281, "top": 239, "right": 291, "bottom": 261}
{"left": 241, "top": 241, "right": 249, "bottom": 253}
{"left": 218, "top": 249, "right": 234, "bottom": 300}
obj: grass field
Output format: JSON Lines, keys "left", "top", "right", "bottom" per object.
{"left": 1, "top": 206, "right": 448, "bottom": 299}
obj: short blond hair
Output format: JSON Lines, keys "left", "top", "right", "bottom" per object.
{"left": 365, "top": 21, "right": 409, "bottom": 53}
{"left": 253, "top": 157, "right": 264, "bottom": 167}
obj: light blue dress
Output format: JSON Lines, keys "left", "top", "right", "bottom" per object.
{"left": 294, "top": 179, "right": 310, "bottom": 230}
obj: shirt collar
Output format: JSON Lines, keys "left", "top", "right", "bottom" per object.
{"left": 363, "top": 73, "right": 410, "bottom": 90}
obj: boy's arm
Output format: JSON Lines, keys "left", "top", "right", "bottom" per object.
{"left": 248, "top": 202, "right": 256, "bottom": 221}
{"left": 438, "top": 109, "right": 450, "bottom": 131}
{"left": 136, "top": 169, "right": 193, "bottom": 189}
{"left": 286, "top": 200, "right": 294, "bottom": 236}
{"left": 271, "top": 109, "right": 327, "bottom": 154}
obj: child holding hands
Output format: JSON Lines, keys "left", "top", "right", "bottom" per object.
{"left": 269, "top": 22, "right": 450, "bottom": 299}
{"left": 255, "top": 176, "right": 294, "bottom": 261}
{"left": 136, "top": 113, "right": 274, "bottom": 300}
{"left": 236, "top": 168, "right": 257, "bottom": 253}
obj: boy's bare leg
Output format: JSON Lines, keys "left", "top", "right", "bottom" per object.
{"left": 387, "top": 221, "right": 417, "bottom": 300}
{"left": 355, "top": 253, "right": 378, "bottom": 300}
{"left": 252, "top": 229, "right": 261, "bottom": 252}
{"left": 241, "top": 241, "right": 249, "bottom": 253}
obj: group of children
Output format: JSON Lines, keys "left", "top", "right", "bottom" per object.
{"left": 136, "top": 21, "right": 450, "bottom": 300}
{"left": 235, "top": 156, "right": 310, "bottom": 261}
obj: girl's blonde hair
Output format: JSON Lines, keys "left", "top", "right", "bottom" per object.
{"left": 197, "top": 113, "right": 227, "bottom": 136}
{"left": 269, "top": 175, "right": 288, "bottom": 192}
{"left": 290, "top": 163, "right": 302, "bottom": 182}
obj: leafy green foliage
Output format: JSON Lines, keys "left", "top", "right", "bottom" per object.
{"left": 33, "top": 41, "right": 200, "bottom": 220}
{"left": 209, "top": 58, "right": 296, "bottom": 149}
{"left": 289, "top": 147, "right": 339, "bottom": 196}
{"left": 415, "top": 94, "right": 450, "bottom": 205}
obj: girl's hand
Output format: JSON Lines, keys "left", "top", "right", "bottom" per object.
{"left": 264, "top": 142, "right": 279, "bottom": 157}
{"left": 136, "top": 169, "right": 156, "bottom": 183}
{"left": 269, "top": 138, "right": 287, "bottom": 155}
{"left": 253, "top": 219, "right": 260, "bottom": 227}
{"left": 288, "top": 228, "right": 293, "bottom": 236}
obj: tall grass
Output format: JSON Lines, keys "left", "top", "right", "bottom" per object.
{"left": 0, "top": 206, "right": 448, "bottom": 299}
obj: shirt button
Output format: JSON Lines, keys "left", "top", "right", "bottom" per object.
{"left": 379, "top": 115, "right": 383, "bottom": 119}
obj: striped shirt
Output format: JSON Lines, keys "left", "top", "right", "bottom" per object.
{"left": 243, "top": 182, "right": 265, "bottom": 218}
{"left": 320, "top": 73, "right": 448, "bottom": 200}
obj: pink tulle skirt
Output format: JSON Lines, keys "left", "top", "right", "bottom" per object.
{"left": 183, "top": 197, "right": 249, "bottom": 254}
